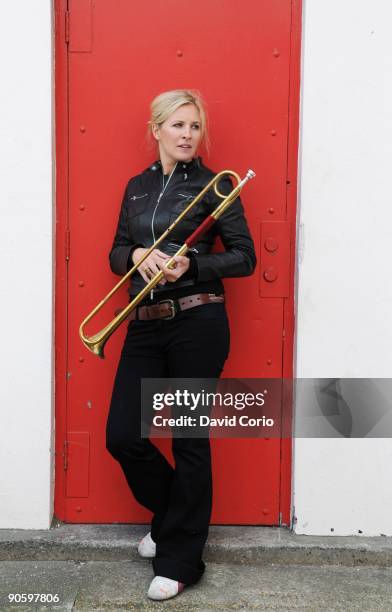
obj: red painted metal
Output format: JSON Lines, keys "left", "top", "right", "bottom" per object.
{"left": 66, "top": 432, "right": 90, "bottom": 498}
{"left": 55, "top": 0, "right": 302, "bottom": 525}
{"left": 68, "top": 0, "right": 92, "bottom": 53}
{"left": 259, "top": 221, "right": 292, "bottom": 297}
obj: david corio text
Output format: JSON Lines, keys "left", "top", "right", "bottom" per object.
{"left": 152, "top": 415, "right": 275, "bottom": 427}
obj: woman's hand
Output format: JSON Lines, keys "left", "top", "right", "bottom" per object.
{"left": 132, "top": 248, "right": 190, "bottom": 285}
{"left": 162, "top": 255, "right": 190, "bottom": 282}
{"left": 132, "top": 247, "right": 169, "bottom": 285}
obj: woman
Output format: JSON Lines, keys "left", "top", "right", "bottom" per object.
{"left": 106, "top": 89, "right": 256, "bottom": 601}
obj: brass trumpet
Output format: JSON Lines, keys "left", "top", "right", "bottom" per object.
{"left": 79, "top": 169, "right": 255, "bottom": 358}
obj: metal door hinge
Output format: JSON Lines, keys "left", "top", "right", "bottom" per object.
{"left": 65, "top": 10, "right": 70, "bottom": 44}
{"left": 65, "top": 1, "right": 93, "bottom": 53}
{"left": 65, "top": 229, "right": 70, "bottom": 261}
{"left": 63, "top": 440, "right": 68, "bottom": 471}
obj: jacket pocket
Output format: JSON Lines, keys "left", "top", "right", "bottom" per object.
{"left": 127, "top": 193, "right": 149, "bottom": 218}
{"left": 177, "top": 192, "right": 195, "bottom": 201}
{"left": 170, "top": 191, "right": 203, "bottom": 214}
{"left": 165, "top": 241, "right": 199, "bottom": 255}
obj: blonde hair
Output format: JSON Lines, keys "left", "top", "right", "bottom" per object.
{"left": 148, "top": 89, "right": 210, "bottom": 152}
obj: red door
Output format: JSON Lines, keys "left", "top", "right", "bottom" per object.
{"left": 55, "top": 0, "right": 301, "bottom": 525}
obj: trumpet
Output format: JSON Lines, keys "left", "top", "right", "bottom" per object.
{"left": 79, "top": 168, "right": 256, "bottom": 358}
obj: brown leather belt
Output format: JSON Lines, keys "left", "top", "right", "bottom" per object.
{"left": 127, "top": 293, "right": 225, "bottom": 321}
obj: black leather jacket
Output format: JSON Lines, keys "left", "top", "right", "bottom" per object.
{"left": 109, "top": 157, "right": 256, "bottom": 297}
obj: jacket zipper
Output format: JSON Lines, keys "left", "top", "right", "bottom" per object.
{"left": 149, "top": 162, "right": 178, "bottom": 299}
{"left": 151, "top": 163, "right": 177, "bottom": 243}
{"left": 130, "top": 193, "right": 148, "bottom": 201}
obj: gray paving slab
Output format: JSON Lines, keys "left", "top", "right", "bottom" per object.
{"left": 1, "top": 560, "right": 392, "bottom": 611}
{"left": 1, "top": 524, "right": 392, "bottom": 567}
{"left": 0, "top": 561, "right": 80, "bottom": 611}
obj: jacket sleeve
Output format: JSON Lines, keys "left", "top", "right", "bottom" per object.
{"left": 192, "top": 176, "right": 257, "bottom": 281}
{"left": 109, "top": 182, "right": 144, "bottom": 276}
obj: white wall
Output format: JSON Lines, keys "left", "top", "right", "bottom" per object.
{"left": 0, "top": 0, "right": 391, "bottom": 535}
{"left": 0, "top": 1, "right": 54, "bottom": 528}
{"left": 293, "top": 0, "right": 392, "bottom": 534}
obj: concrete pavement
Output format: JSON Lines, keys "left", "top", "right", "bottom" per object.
{"left": 1, "top": 524, "right": 392, "bottom": 610}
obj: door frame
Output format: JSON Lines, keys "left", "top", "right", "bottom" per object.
{"left": 54, "top": 0, "right": 303, "bottom": 526}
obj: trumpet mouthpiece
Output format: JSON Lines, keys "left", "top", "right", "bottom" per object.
{"left": 246, "top": 169, "right": 256, "bottom": 180}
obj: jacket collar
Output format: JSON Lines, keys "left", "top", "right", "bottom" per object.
{"left": 149, "top": 156, "right": 202, "bottom": 173}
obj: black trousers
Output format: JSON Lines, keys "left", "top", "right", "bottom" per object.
{"left": 105, "top": 303, "right": 230, "bottom": 585}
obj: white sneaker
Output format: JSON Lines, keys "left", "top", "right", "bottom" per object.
{"left": 147, "top": 576, "right": 185, "bottom": 600}
{"left": 137, "top": 531, "right": 156, "bottom": 558}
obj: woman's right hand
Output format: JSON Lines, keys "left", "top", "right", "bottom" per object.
{"left": 131, "top": 247, "right": 170, "bottom": 285}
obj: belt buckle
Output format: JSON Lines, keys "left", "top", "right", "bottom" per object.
{"left": 159, "top": 299, "right": 176, "bottom": 319}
